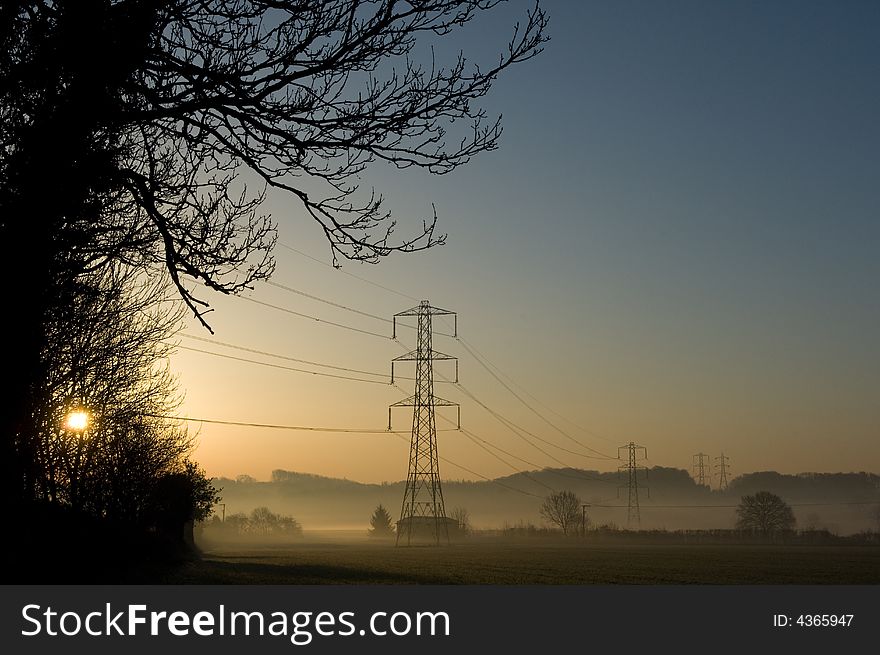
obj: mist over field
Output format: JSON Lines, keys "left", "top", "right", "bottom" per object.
{"left": 204, "top": 467, "right": 879, "bottom": 535}
{"left": 184, "top": 466, "right": 880, "bottom": 585}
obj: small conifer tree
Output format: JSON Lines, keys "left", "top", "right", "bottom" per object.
{"left": 369, "top": 504, "right": 395, "bottom": 538}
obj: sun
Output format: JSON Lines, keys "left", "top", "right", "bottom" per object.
{"left": 65, "top": 410, "right": 89, "bottom": 432}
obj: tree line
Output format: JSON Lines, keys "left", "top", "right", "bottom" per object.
{"left": 202, "top": 507, "right": 303, "bottom": 539}
{"left": 537, "top": 489, "right": 798, "bottom": 536}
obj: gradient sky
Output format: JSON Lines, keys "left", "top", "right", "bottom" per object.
{"left": 172, "top": 0, "right": 879, "bottom": 484}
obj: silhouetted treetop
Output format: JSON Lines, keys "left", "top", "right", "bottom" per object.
{"left": 539, "top": 489, "right": 581, "bottom": 535}
{"left": 2, "top": 0, "right": 548, "bottom": 328}
{"left": 736, "top": 491, "right": 796, "bottom": 534}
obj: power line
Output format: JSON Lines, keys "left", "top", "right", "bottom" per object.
{"left": 398, "top": 377, "right": 562, "bottom": 465}
{"left": 147, "top": 414, "right": 435, "bottom": 434}
{"left": 269, "top": 255, "right": 622, "bottom": 456}
{"left": 458, "top": 426, "right": 617, "bottom": 487}
{"left": 436, "top": 315, "right": 620, "bottom": 448}
{"left": 459, "top": 422, "right": 615, "bottom": 485}
{"left": 266, "top": 275, "right": 454, "bottom": 337}
{"left": 162, "top": 414, "right": 876, "bottom": 510}
{"left": 279, "top": 242, "right": 420, "bottom": 302}
{"left": 169, "top": 405, "right": 555, "bottom": 497}
{"left": 455, "top": 335, "right": 618, "bottom": 456}
{"left": 458, "top": 383, "right": 601, "bottom": 464}
{"left": 394, "top": 376, "right": 556, "bottom": 491}
{"left": 245, "top": 290, "right": 453, "bottom": 345}
{"left": 265, "top": 280, "right": 393, "bottom": 324}
{"left": 458, "top": 385, "right": 617, "bottom": 476}
{"left": 472, "top": 339, "right": 619, "bottom": 446}
{"left": 458, "top": 425, "right": 556, "bottom": 493}
{"left": 442, "top": 418, "right": 556, "bottom": 493}
{"left": 438, "top": 456, "right": 546, "bottom": 499}
{"left": 431, "top": 318, "right": 617, "bottom": 467}
{"left": 178, "top": 345, "right": 389, "bottom": 385}
{"left": 458, "top": 425, "right": 553, "bottom": 479}
{"left": 181, "top": 333, "right": 450, "bottom": 384}
{"left": 239, "top": 296, "right": 391, "bottom": 339}
{"left": 213, "top": 289, "right": 616, "bottom": 488}
{"left": 160, "top": 410, "right": 880, "bottom": 508}
{"left": 385, "top": 305, "right": 546, "bottom": 505}
{"left": 180, "top": 333, "right": 388, "bottom": 378}
{"left": 230, "top": 263, "right": 633, "bottom": 483}
{"left": 411, "top": 381, "right": 613, "bottom": 486}
{"left": 387, "top": 431, "right": 543, "bottom": 499}
{"left": 263, "top": 272, "right": 618, "bottom": 458}
{"left": 454, "top": 380, "right": 617, "bottom": 462}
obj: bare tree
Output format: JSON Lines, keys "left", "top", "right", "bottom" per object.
{"left": 540, "top": 490, "right": 581, "bottom": 535}
{"left": 736, "top": 491, "right": 796, "bottom": 533}
{"left": 30, "top": 263, "right": 213, "bottom": 529}
{"left": 3, "top": 0, "right": 549, "bottom": 317}
{"left": 207, "top": 507, "right": 301, "bottom": 537}
{"left": 451, "top": 506, "right": 471, "bottom": 535}
{"left": 249, "top": 506, "right": 281, "bottom": 536}
{"left": 2, "top": 0, "right": 548, "bottom": 502}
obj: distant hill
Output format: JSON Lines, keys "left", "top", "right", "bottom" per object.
{"left": 211, "top": 468, "right": 879, "bottom": 535}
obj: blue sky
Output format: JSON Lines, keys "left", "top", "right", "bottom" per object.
{"left": 176, "top": 1, "right": 879, "bottom": 482}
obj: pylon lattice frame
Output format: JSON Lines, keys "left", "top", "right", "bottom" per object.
{"left": 618, "top": 442, "right": 649, "bottom": 528}
{"left": 693, "top": 452, "right": 711, "bottom": 488}
{"left": 715, "top": 453, "right": 730, "bottom": 491}
{"left": 389, "top": 301, "right": 458, "bottom": 546}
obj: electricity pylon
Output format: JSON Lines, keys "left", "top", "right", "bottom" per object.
{"left": 618, "top": 442, "right": 649, "bottom": 528}
{"left": 388, "top": 301, "right": 459, "bottom": 546}
{"left": 692, "top": 452, "right": 711, "bottom": 488}
{"left": 715, "top": 453, "right": 730, "bottom": 491}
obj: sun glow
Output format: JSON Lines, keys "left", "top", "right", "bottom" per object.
{"left": 65, "top": 410, "right": 89, "bottom": 432}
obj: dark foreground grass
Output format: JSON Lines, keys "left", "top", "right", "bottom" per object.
{"left": 163, "top": 541, "right": 880, "bottom": 584}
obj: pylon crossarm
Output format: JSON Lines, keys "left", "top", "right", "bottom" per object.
{"left": 428, "top": 395, "right": 458, "bottom": 407}
{"left": 393, "top": 349, "right": 419, "bottom": 361}
{"left": 393, "top": 349, "right": 457, "bottom": 362}
{"left": 426, "top": 349, "right": 456, "bottom": 360}
{"left": 394, "top": 303, "right": 455, "bottom": 317}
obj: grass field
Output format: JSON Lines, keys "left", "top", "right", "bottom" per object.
{"left": 166, "top": 538, "right": 880, "bottom": 584}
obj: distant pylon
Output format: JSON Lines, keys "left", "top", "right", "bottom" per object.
{"left": 715, "top": 453, "right": 730, "bottom": 490}
{"left": 388, "top": 301, "right": 459, "bottom": 546}
{"left": 692, "top": 452, "right": 711, "bottom": 488}
{"left": 618, "top": 442, "right": 649, "bottom": 528}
